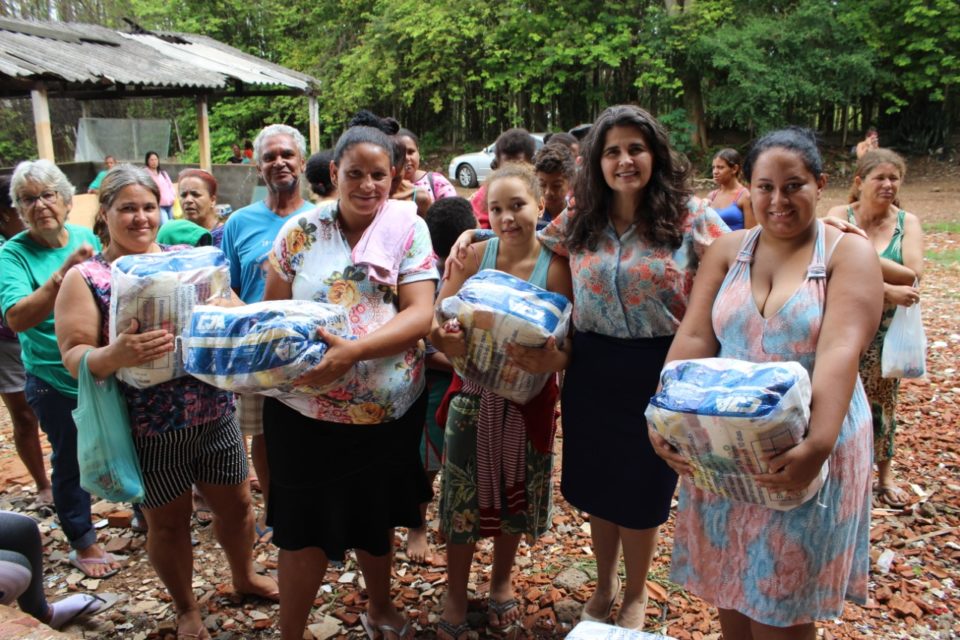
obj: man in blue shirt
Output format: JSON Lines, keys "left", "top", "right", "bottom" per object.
{"left": 220, "top": 125, "right": 314, "bottom": 539}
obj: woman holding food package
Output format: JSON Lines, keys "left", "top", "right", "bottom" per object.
{"left": 262, "top": 124, "right": 438, "bottom": 640}
{"left": 650, "top": 128, "right": 881, "bottom": 638}
{"left": 55, "top": 165, "right": 278, "bottom": 640}
{"left": 449, "top": 105, "right": 729, "bottom": 630}
{"left": 430, "top": 164, "right": 573, "bottom": 639}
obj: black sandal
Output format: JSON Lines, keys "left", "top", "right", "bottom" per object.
{"left": 437, "top": 618, "right": 471, "bottom": 640}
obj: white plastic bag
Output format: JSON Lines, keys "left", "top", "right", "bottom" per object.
{"left": 645, "top": 358, "right": 826, "bottom": 511}
{"left": 110, "top": 246, "right": 230, "bottom": 388}
{"left": 881, "top": 301, "right": 926, "bottom": 378}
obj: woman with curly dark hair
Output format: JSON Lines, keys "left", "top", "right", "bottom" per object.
{"left": 541, "top": 105, "right": 728, "bottom": 630}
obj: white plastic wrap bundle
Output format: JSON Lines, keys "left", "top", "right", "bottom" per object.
{"left": 110, "top": 246, "right": 230, "bottom": 388}
{"left": 645, "top": 357, "right": 826, "bottom": 511}
{"left": 567, "top": 621, "right": 677, "bottom": 639}
{"left": 182, "top": 300, "right": 352, "bottom": 395}
{"left": 438, "top": 269, "right": 572, "bottom": 404}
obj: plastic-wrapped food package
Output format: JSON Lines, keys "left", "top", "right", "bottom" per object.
{"left": 182, "top": 300, "right": 352, "bottom": 395}
{"left": 567, "top": 621, "right": 677, "bottom": 639}
{"left": 110, "top": 246, "right": 230, "bottom": 388}
{"left": 645, "top": 357, "right": 826, "bottom": 511}
{"left": 438, "top": 269, "right": 572, "bottom": 404}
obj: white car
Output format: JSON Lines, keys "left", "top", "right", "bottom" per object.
{"left": 448, "top": 133, "right": 545, "bottom": 188}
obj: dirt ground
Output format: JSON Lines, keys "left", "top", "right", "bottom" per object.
{"left": 0, "top": 159, "right": 957, "bottom": 639}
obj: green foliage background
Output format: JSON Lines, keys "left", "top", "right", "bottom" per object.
{"left": 1, "top": 0, "right": 958, "bottom": 165}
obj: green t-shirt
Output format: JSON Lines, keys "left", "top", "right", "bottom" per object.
{"left": 0, "top": 224, "right": 102, "bottom": 398}
{"left": 88, "top": 169, "right": 109, "bottom": 192}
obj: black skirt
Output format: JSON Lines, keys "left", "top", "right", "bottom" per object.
{"left": 263, "top": 392, "right": 431, "bottom": 560}
{"left": 560, "top": 331, "right": 678, "bottom": 530}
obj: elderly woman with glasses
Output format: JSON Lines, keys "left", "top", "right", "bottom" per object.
{"left": 0, "top": 160, "right": 118, "bottom": 578}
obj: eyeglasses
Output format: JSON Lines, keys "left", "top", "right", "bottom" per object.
{"left": 18, "top": 190, "right": 60, "bottom": 209}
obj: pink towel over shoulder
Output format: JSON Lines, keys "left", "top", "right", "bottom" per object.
{"left": 350, "top": 199, "right": 419, "bottom": 286}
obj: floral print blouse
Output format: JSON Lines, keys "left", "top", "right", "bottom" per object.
{"left": 538, "top": 197, "right": 728, "bottom": 339}
{"left": 269, "top": 201, "right": 439, "bottom": 423}
{"left": 413, "top": 171, "right": 458, "bottom": 202}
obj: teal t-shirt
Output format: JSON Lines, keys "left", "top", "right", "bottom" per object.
{"left": 220, "top": 199, "right": 316, "bottom": 303}
{"left": 0, "top": 224, "right": 102, "bottom": 398}
{"left": 88, "top": 169, "right": 109, "bottom": 192}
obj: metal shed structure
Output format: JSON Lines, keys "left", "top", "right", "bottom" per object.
{"left": 0, "top": 16, "right": 321, "bottom": 169}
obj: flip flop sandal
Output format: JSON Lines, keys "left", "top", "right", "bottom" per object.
{"left": 67, "top": 550, "right": 120, "bottom": 579}
{"left": 51, "top": 592, "right": 119, "bottom": 629}
{"left": 875, "top": 485, "right": 910, "bottom": 509}
{"left": 193, "top": 507, "right": 214, "bottom": 528}
{"left": 360, "top": 612, "right": 411, "bottom": 639}
{"left": 487, "top": 597, "right": 521, "bottom": 634}
{"left": 437, "top": 618, "right": 471, "bottom": 640}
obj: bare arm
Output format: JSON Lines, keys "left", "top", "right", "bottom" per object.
{"left": 5, "top": 244, "right": 94, "bottom": 332}
{"left": 56, "top": 269, "right": 174, "bottom": 380}
{"left": 740, "top": 192, "right": 756, "bottom": 229}
{"left": 756, "top": 230, "right": 882, "bottom": 491}
{"left": 430, "top": 243, "right": 483, "bottom": 357}
{"left": 648, "top": 232, "right": 740, "bottom": 474}
{"left": 507, "top": 254, "right": 575, "bottom": 373}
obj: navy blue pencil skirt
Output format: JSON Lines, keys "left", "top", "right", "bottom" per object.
{"left": 560, "top": 331, "right": 678, "bottom": 530}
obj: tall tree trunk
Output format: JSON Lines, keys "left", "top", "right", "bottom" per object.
{"left": 682, "top": 71, "right": 707, "bottom": 150}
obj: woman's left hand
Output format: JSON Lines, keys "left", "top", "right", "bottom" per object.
{"left": 506, "top": 336, "right": 567, "bottom": 373}
{"left": 821, "top": 216, "right": 868, "bottom": 239}
{"left": 293, "top": 327, "right": 358, "bottom": 388}
{"left": 754, "top": 439, "right": 830, "bottom": 492}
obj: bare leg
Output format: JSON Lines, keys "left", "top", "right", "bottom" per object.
{"left": 583, "top": 515, "right": 622, "bottom": 619}
{"left": 751, "top": 619, "right": 816, "bottom": 640}
{"left": 1, "top": 391, "right": 50, "bottom": 501}
{"left": 141, "top": 491, "right": 206, "bottom": 638}
{"left": 488, "top": 533, "right": 522, "bottom": 628}
{"left": 439, "top": 542, "right": 474, "bottom": 636}
{"left": 196, "top": 480, "right": 277, "bottom": 599}
{"left": 616, "top": 524, "right": 659, "bottom": 629}
{"left": 278, "top": 547, "right": 327, "bottom": 640}
{"left": 406, "top": 470, "right": 438, "bottom": 563}
{"left": 719, "top": 608, "right": 754, "bottom": 640}
{"left": 250, "top": 434, "right": 269, "bottom": 526}
{"left": 356, "top": 541, "right": 408, "bottom": 638}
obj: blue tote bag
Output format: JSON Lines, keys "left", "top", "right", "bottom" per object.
{"left": 72, "top": 350, "right": 145, "bottom": 503}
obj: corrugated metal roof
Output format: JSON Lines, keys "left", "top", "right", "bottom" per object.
{"left": 0, "top": 17, "right": 318, "bottom": 94}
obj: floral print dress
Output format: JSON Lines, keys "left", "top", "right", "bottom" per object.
{"left": 670, "top": 221, "right": 872, "bottom": 626}
{"left": 268, "top": 200, "right": 438, "bottom": 423}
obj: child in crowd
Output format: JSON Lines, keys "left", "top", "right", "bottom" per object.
{"left": 533, "top": 143, "right": 576, "bottom": 226}
{"left": 431, "top": 165, "right": 572, "bottom": 639}
{"left": 406, "top": 197, "right": 478, "bottom": 564}
{"left": 470, "top": 129, "right": 537, "bottom": 228}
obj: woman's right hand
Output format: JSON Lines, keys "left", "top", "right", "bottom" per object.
{"left": 109, "top": 319, "right": 175, "bottom": 368}
{"left": 648, "top": 427, "right": 692, "bottom": 476}
{"left": 444, "top": 230, "right": 477, "bottom": 273}
{"left": 884, "top": 283, "right": 920, "bottom": 307}
{"left": 431, "top": 319, "right": 467, "bottom": 358}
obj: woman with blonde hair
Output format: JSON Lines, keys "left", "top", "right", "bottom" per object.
{"left": 826, "top": 148, "right": 923, "bottom": 509}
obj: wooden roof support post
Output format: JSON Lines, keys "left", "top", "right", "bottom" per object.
{"left": 196, "top": 94, "right": 211, "bottom": 170}
{"left": 30, "top": 82, "right": 55, "bottom": 161}
{"left": 308, "top": 95, "right": 320, "bottom": 154}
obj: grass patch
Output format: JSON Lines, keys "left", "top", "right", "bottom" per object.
{"left": 923, "top": 221, "right": 960, "bottom": 234}
{"left": 925, "top": 249, "right": 960, "bottom": 265}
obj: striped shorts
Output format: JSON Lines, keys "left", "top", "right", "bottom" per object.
{"left": 134, "top": 412, "right": 248, "bottom": 509}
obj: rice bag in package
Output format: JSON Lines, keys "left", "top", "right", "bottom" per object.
{"left": 645, "top": 358, "right": 826, "bottom": 511}
{"left": 567, "top": 621, "right": 677, "bottom": 640}
{"left": 182, "top": 300, "right": 352, "bottom": 395}
{"left": 438, "top": 269, "right": 572, "bottom": 404}
{"left": 110, "top": 246, "right": 230, "bottom": 388}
